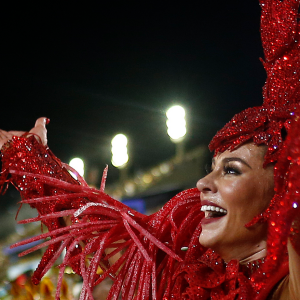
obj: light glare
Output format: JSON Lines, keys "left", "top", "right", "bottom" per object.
{"left": 111, "top": 134, "right": 129, "bottom": 168}
{"left": 111, "top": 134, "right": 128, "bottom": 147}
{"left": 166, "top": 105, "right": 185, "bottom": 119}
{"left": 166, "top": 105, "right": 186, "bottom": 142}
{"left": 112, "top": 153, "right": 129, "bottom": 168}
{"left": 69, "top": 157, "right": 84, "bottom": 177}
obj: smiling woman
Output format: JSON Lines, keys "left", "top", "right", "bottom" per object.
{"left": 197, "top": 143, "right": 274, "bottom": 262}
{"left": 0, "top": 0, "right": 299, "bottom": 299}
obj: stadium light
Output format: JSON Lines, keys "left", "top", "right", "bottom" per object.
{"left": 69, "top": 157, "right": 85, "bottom": 178}
{"left": 111, "top": 134, "right": 129, "bottom": 169}
{"left": 166, "top": 105, "right": 186, "bottom": 142}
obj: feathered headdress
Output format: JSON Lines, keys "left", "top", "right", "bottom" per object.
{"left": 209, "top": 3, "right": 300, "bottom": 298}
{"left": 209, "top": 0, "right": 300, "bottom": 166}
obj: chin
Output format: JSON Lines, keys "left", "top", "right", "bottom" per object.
{"left": 199, "top": 225, "right": 269, "bottom": 262}
{"left": 198, "top": 216, "right": 227, "bottom": 249}
{"left": 198, "top": 230, "right": 220, "bottom": 249}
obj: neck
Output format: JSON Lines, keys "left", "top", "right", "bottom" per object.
{"left": 239, "top": 247, "right": 267, "bottom": 264}
{"left": 219, "top": 240, "right": 267, "bottom": 263}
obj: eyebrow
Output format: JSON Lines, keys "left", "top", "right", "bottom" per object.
{"left": 212, "top": 157, "right": 252, "bottom": 169}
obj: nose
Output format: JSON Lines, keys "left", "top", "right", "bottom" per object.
{"left": 196, "top": 173, "right": 216, "bottom": 193}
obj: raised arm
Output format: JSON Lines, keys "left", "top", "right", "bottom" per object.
{"left": 0, "top": 121, "right": 201, "bottom": 300}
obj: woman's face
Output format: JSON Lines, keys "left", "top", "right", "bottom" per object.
{"left": 196, "top": 143, "right": 274, "bottom": 261}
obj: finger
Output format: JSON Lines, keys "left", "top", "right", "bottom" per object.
{"left": 7, "top": 131, "right": 26, "bottom": 137}
{"left": 30, "top": 117, "right": 48, "bottom": 146}
{"left": 0, "top": 129, "right": 13, "bottom": 139}
{"left": 0, "top": 129, "right": 8, "bottom": 136}
{"left": 0, "top": 130, "right": 13, "bottom": 150}
{"left": 34, "top": 117, "right": 48, "bottom": 128}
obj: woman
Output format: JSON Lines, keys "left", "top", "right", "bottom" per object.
{"left": 0, "top": 119, "right": 299, "bottom": 300}
{"left": 1, "top": 120, "right": 300, "bottom": 299}
{"left": 1, "top": 0, "right": 299, "bottom": 299}
{"left": 198, "top": 141, "right": 300, "bottom": 299}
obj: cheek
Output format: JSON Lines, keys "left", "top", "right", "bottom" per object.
{"left": 221, "top": 179, "right": 264, "bottom": 211}
{"left": 263, "top": 176, "right": 275, "bottom": 200}
{"left": 253, "top": 173, "right": 275, "bottom": 208}
{"left": 221, "top": 180, "right": 253, "bottom": 206}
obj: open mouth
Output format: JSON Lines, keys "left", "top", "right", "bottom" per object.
{"left": 201, "top": 205, "right": 227, "bottom": 218}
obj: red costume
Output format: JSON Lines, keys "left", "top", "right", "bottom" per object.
{"left": 0, "top": 0, "right": 299, "bottom": 299}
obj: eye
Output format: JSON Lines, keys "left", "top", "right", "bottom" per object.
{"left": 223, "top": 166, "right": 241, "bottom": 175}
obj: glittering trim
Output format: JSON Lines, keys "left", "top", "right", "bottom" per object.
{"left": 209, "top": 0, "right": 300, "bottom": 166}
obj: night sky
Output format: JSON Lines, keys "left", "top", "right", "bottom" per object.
{"left": 2, "top": 1, "right": 266, "bottom": 185}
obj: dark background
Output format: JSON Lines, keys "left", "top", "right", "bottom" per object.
{"left": 1, "top": 1, "right": 266, "bottom": 190}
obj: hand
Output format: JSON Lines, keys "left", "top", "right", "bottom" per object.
{"left": 29, "top": 117, "right": 48, "bottom": 146}
{"left": 0, "top": 117, "right": 48, "bottom": 150}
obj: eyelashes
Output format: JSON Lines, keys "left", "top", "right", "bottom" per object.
{"left": 223, "top": 165, "right": 241, "bottom": 175}
{"left": 204, "top": 163, "right": 242, "bottom": 175}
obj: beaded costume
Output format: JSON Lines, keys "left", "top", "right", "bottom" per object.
{"left": 0, "top": 0, "right": 299, "bottom": 299}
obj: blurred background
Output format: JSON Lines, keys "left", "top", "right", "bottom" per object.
{"left": 1, "top": 1, "right": 266, "bottom": 298}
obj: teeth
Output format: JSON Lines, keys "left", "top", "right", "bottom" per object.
{"left": 201, "top": 205, "right": 227, "bottom": 214}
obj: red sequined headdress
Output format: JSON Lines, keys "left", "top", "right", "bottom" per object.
{"left": 209, "top": 0, "right": 300, "bottom": 166}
